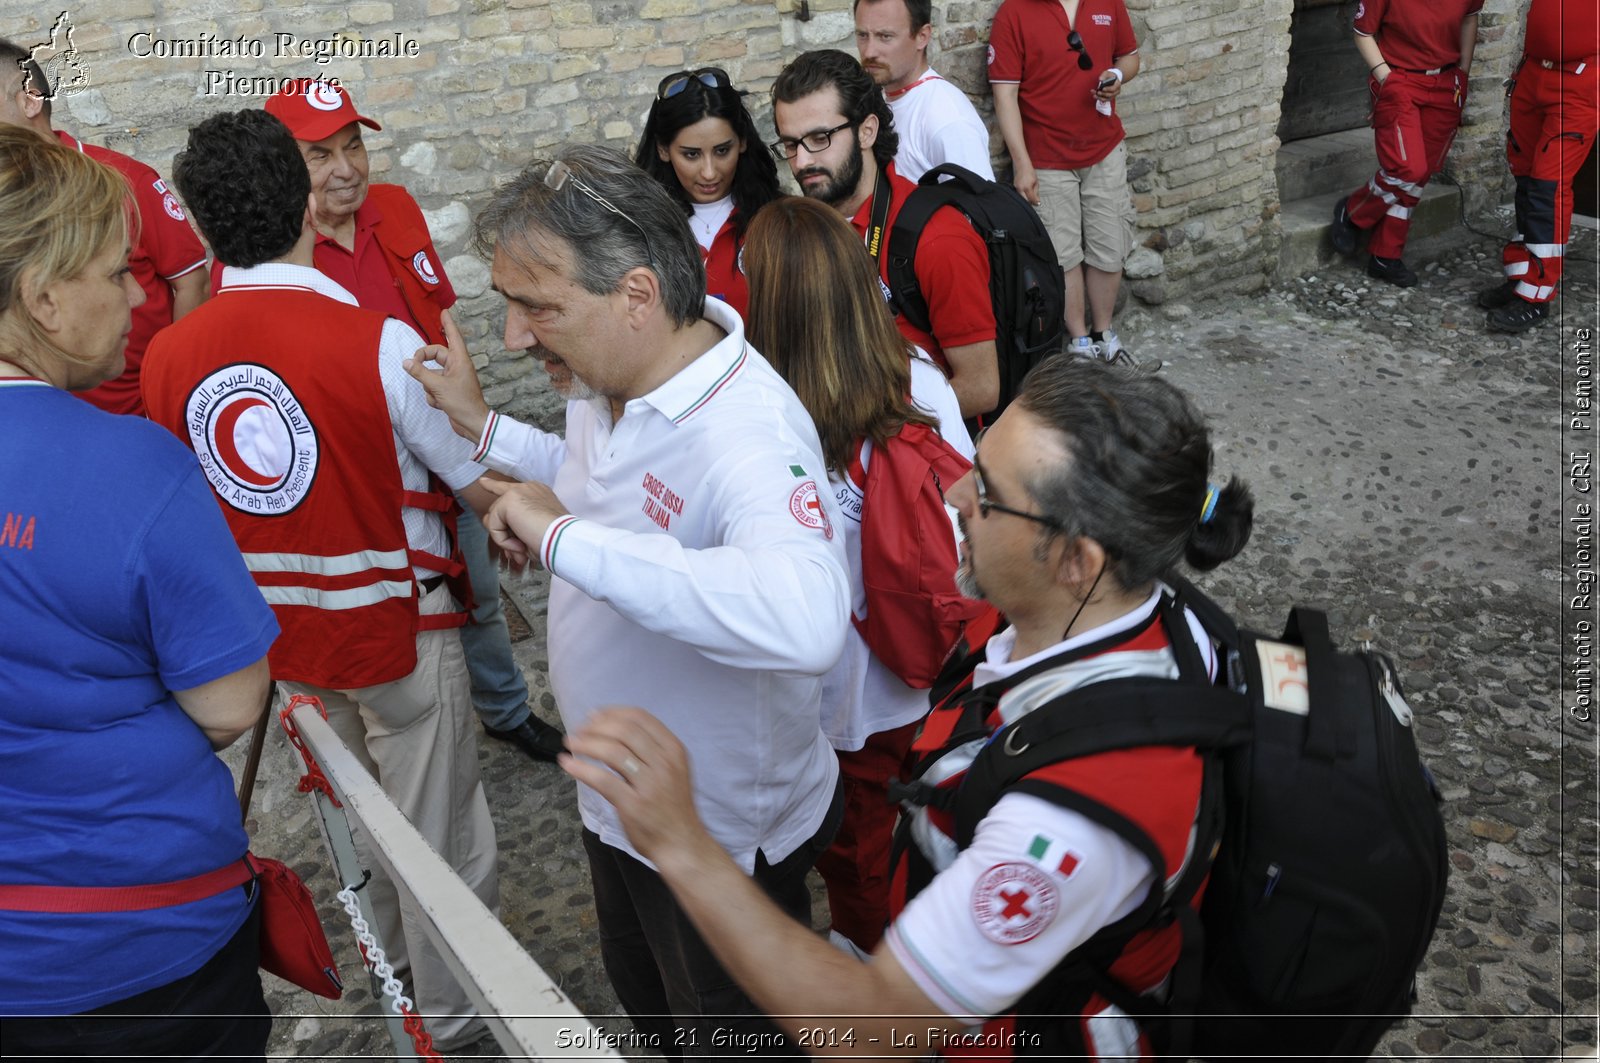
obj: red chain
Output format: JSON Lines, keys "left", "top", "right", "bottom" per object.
{"left": 278, "top": 694, "right": 341, "bottom": 808}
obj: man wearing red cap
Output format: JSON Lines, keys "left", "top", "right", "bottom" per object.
{"left": 0, "top": 37, "right": 208, "bottom": 416}
{"left": 263, "top": 78, "right": 565, "bottom": 765}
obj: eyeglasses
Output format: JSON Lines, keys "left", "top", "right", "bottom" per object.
{"left": 971, "top": 430, "right": 1065, "bottom": 529}
{"left": 658, "top": 67, "right": 732, "bottom": 99}
{"left": 768, "top": 120, "right": 854, "bottom": 160}
{"left": 1067, "top": 30, "right": 1095, "bottom": 71}
{"left": 544, "top": 159, "right": 656, "bottom": 269}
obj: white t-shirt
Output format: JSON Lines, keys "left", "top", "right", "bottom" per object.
{"left": 471, "top": 298, "right": 849, "bottom": 871}
{"left": 887, "top": 69, "right": 997, "bottom": 183}
{"left": 689, "top": 195, "right": 735, "bottom": 252}
{"left": 885, "top": 588, "right": 1213, "bottom": 1021}
{"left": 821, "top": 353, "right": 973, "bottom": 750}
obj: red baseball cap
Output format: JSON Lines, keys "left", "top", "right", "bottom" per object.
{"left": 265, "top": 79, "right": 382, "bottom": 142}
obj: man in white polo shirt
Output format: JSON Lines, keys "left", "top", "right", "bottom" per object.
{"left": 854, "top": 0, "right": 995, "bottom": 182}
{"left": 404, "top": 144, "right": 849, "bottom": 1059}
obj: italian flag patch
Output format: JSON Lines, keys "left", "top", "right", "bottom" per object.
{"left": 1027, "top": 833, "right": 1082, "bottom": 879}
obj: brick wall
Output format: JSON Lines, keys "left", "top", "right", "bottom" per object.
{"left": 5, "top": 0, "right": 1523, "bottom": 421}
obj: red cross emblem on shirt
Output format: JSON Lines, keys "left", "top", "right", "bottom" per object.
{"left": 999, "top": 887, "right": 1032, "bottom": 920}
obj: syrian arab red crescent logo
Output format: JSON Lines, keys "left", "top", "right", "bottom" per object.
{"left": 306, "top": 81, "right": 343, "bottom": 111}
{"left": 186, "top": 364, "right": 319, "bottom": 514}
{"left": 412, "top": 250, "right": 439, "bottom": 285}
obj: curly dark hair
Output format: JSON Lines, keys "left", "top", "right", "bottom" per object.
{"left": 173, "top": 110, "right": 309, "bottom": 268}
{"left": 772, "top": 49, "right": 899, "bottom": 169}
{"left": 634, "top": 76, "right": 780, "bottom": 241}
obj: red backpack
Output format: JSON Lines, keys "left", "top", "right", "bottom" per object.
{"left": 847, "top": 422, "right": 995, "bottom": 688}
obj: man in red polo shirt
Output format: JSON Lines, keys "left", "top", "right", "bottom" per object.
{"left": 989, "top": 0, "right": 1146, "bottom": 369}
{"left": 261, "top": 79, "right": 564, "bottom": 764}
{"left": 772, "top": 50, "right": 999, "bottom": 420}
{"left": 0, "top": 38, "right": 208, "bottom": 416}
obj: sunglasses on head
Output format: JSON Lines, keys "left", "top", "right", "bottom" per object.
{"left": 1067, "top": 31, "right": 1095, "bottom": 71}
{"left": 657, "top": 67, "right": 733, "bottom": 100}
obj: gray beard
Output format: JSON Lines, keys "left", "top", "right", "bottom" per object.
{"left": 955, "top": 558, "right": 984, "bottom": 601}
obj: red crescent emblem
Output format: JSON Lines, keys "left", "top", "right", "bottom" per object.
{"left": 213, "top": 396, "right": 280, "bottom": 488}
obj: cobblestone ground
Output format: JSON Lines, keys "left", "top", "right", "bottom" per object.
{"left": 226, "top": 218, "right": 1599, "bottom": 1061}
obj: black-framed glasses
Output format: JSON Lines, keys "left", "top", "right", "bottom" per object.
{"left": 544, "top": 159, "right": 656, "bottom": 269}
{"left": 657, "top": 67, "right": 732, "bottom": 100}
{"left": 971, "top": 430, "right": 1066, "bottom": 529}
{"left": 768, "top": 120, "right": 854, "bottom": 160}
{"left": 1067, "top": 30, "right": 1095, "bottom": 71}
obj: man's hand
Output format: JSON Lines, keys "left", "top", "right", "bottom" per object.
{"left": 481, "top": 478, "right": 570, "bottom": 568}
{"left": 562, "top": 707, "right": 717, "bottom": 869}
{"left": 403, "top": 309, "right": 492, "bottom": 443}
{"left": 1094, "top": 68, "right": 1125, "bottom": 102}
{"left": 1012, "top": 159, "right": 1039, "bottom": 206}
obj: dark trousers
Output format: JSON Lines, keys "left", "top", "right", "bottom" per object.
{"left": 583, "top": 783, "right": 842, "bottom": 1062}
{"left": 5, "top": 899, "right": 271, "bottom": 1061}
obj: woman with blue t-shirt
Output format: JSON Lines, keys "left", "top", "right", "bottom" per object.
{"left": 0, "top": 125, "right": 279, "bottom": 1057}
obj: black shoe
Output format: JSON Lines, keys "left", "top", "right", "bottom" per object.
{"left": 1486, "top": 298, "right": 1548, "bottom": 333}
{"left": 484, "top": 716, "right": 565, "bottom": 762}
{"left": 1329, "top": 198, "right": 1358, "bottom": 256}
{"left": 1477, "top": 279, "right": 1517, "bottom": 309}
{"left": 1367, "top": 254, "right": 1418, "bottom": 288}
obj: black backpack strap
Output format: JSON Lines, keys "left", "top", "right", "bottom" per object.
{"left": 952, "top": 677, "right": 1251, "bottom": 848}
{"left": 1282, "top": 605, "right": 1358, "bottom": 761}
{"left": 884, "top": 177, "right": 964, "bottom": 336}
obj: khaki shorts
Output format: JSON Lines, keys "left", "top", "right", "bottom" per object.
{"left": 1035, "top": 141, "right": 1134, "bottom": 273}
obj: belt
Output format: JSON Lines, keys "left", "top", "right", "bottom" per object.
{"left": 419, "top": 574, "right": 446, "bottom": 595}
{"left": 1535, "top": 57, "right": 1590, "bottom": 74}
{"left": 1397, "top": 63, "right": 1455, "bottom": 75}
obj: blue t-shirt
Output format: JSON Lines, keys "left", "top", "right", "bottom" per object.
{"left": 0, "top": 381, "right": 280, "bottom": 1014}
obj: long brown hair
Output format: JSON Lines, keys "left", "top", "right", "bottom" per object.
{"left": 743, "top": 196, "right": 934, "bottom": 473}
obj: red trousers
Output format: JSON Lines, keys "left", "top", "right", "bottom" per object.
{"left": 1345, "top": 68, "right": 1467, "bottom": 259}
{"left": 1501, "top": 58, "right": 1600, "bottom": 302}
{"left": 813, "top": 718, "right": 921, "bottom": 953}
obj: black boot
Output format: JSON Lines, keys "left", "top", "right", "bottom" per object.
{"left": 1477, "top": 279, "right": 1517, "bottom": 309}
{"left": 1367, "top": 254, "right": 1418, "bottom": 288}
{"left": 1329, "top": 198, "right": 1358, "bottom": 256}
{"left": 1486, "top": 298, "right": 1548, "bottom": 333}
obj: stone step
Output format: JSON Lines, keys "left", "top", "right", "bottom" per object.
{"left": 1276, "top": 127, "right": 1379, "bottom": 203}
{"left": 1277, "top": 181, "right": 1462, "bottom": 279}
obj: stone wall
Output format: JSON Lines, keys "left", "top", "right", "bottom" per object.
{"left": 4, "top": 0, "right": 1525, "bottom": 421}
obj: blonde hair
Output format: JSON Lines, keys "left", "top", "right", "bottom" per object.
{"left": 0, "top": 126, "right": 132, "bottom": 375}
{"left": 743, "top": 196, "right": 934, "bottom": 473}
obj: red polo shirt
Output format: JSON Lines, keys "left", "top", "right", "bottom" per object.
{"left": 1354, "top": 0, "right": 1483, "bottom": 72}
{"left": 988, "top": 0, "right": 1138, "bottom": 170}
{"left": 849, "top": 163, "right": 995, "bottom": 371}
{"left": 58, "top": 132, "right": 207, "bottom": 416}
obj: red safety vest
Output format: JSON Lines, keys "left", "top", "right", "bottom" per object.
{"left": 364, "top": 184, "right": 452, "bottom": 346}
{"left": 143, "top": 281, "right": 465, "bottom": 689}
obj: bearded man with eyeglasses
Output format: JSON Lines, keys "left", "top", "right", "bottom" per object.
{"left": 772, "top": 50, "right": 1000, "bottom": 421}
{"left": 990, "top": 0, "right": 1147, "bottom": 369}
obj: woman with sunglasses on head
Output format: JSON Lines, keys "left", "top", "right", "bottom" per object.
{"left": 635, "top": 66, "right": 781, "bottom": 321}
{"left": 0, "top": 126, "right": 277, "bottom": 1058}
{"left": 743, "top": 196, "right": 974, "bottom": 958}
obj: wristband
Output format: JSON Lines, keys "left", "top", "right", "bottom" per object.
{"left": 1371, "top": 61, "right": 1390, "bottom": 74}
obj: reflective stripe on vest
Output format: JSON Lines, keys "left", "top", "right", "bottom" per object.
{"left": 259, "top": 580, "right": 416, "bottom": 611}
{"left": 243, "top": 548, "right": 410, "bottom": 576}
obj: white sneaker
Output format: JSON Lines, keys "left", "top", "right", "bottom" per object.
{"left": 1067, "top": 336, "right": 1097, "bottom": 360}
{"left": 1098, "top": 331, "right": 1162, "bottom": 373}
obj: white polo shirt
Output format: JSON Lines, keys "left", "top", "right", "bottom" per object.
{"left": 471, "top": 298, "right": 849, "bottom": 870}
{"left": 888, "top": 69, "right": 997, "bottom": 183}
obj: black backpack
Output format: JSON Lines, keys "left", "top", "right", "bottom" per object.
{"left": 901, "top": 577, "right": 1449, "bottom": 1061}
{"left": 880, "top": 163, "right": 1066, "bottom": 417}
